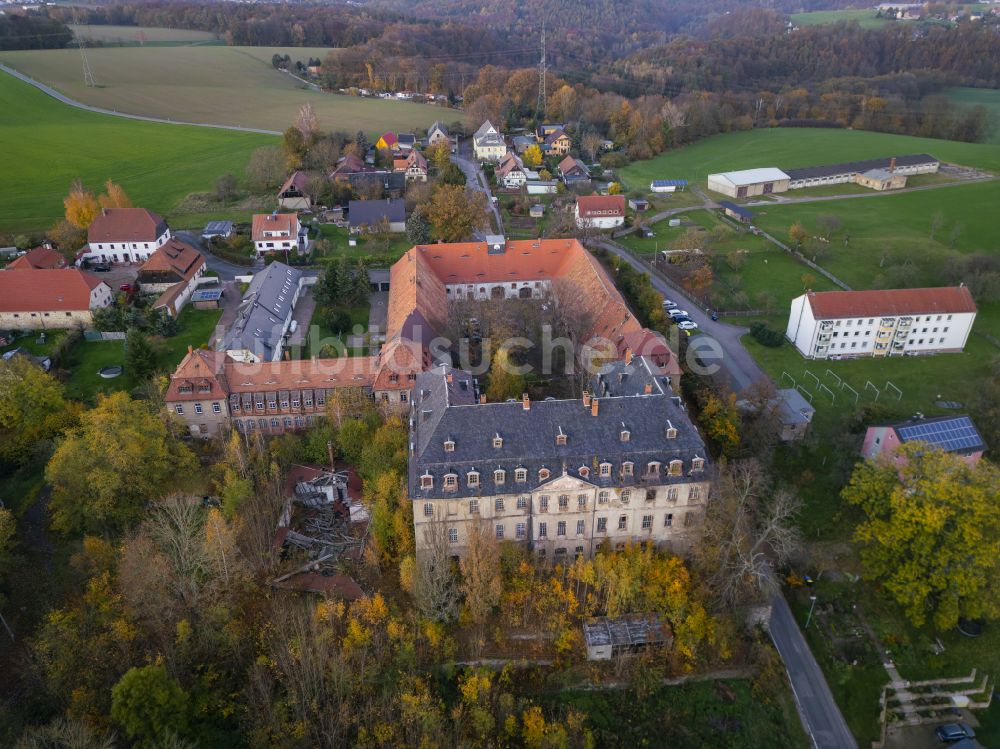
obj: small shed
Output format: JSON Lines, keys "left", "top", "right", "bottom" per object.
{"left": 529, "top": 204, "right": 545, "bottom": 218}
{"left": 191, "top": 288, "right": 223, "bottom": 310}
{"left": 583, "top": 614, "right": 672, "bottom": 660}
{"left": 718, "top": 200, "right": 754, "bottom": 224}
{"left": 202, "top": 220, "right": 235, "bottom": 241}
{"left": 628, "top": 197, "right": 650, "bottom": 211}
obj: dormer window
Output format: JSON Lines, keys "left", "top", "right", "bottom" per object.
{"left": 515, "top": 468, "right": 527, "bottom": 483}
{"left": 538, "top": 468, "right": 551, "bottom": 481}
{"left": 622, "top": 461, "right": 634, "bottom": 477}
{"left": 444, "top": 440, "right": 455, "bottom": 452}
{"left": 646, "top": 461, "right": 661, "bottom": 476}
{"left": 555, "top": 427, "right": 567, "bottom": 446}
{"left": 467, "top": 471, "right": 480, "bottom": 487}
{"left": 691, "top": 457, "right": 705, "bottom": 473}
{"left": 420, "top": 474, "right": 434, "bottom": 490}
{"left": 443, "top": 473, "right": 458, "bottom": 490}
{"left": 493, "top": 434, "right": 503, "bottom": 448}
{"left": 620, "top": 429, "right": 630, "bottom": 442}
{"left": 665, "top": 421, "right": 677, "bottom": 440}
{"left": 668, "top": 459, "right": 683, "bottom": 476}
{"left": 178, "top": 384, "right": 193, "bottom": 394}
{"left": 579, "top": 466, "right": 590, "bottom": 479}
{"left": 494, "top": 469, "right": 506, "bottom": 485}
{"left": 599, "top": 462, "right": 612, "bottom": 477}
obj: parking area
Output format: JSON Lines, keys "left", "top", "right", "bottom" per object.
{"left": 882, "top": 713, "right": 980, "bottom": 749}
{"left": 286, "top": 286, "right": 318, "bottom": 348}
{"left": 87, "top": 263, "right": 138, "bottom": 290}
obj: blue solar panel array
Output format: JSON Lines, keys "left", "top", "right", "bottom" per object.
{"left": 651, "top": 179, "right": 689, "bottom": 187}
{"left": 897, "top": 417, "right": 983, "bottom": 453}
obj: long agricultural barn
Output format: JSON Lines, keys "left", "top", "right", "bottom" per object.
{"left": 650, "top": 179, "right": 688, "bottom": 193}
{"left": 707, "top": 168, "right": 790, "bottom": 198}
{"left": 784, "top": 154, "right": 939, "bottom": 189}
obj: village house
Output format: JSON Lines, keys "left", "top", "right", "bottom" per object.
{"left": 251, "top": 213, "right": 305, "bottom": 258}
{"left": 409, "top": 360, "right": 710, "bottom": 562}
{"left": 393, "top": 150, "right": 428, "bottom": 182}
{"left": 277, "top": 171, "right": 317, "bottom": 210}
{"left": 542, "top": 128, "right": 572, "bottom": 157}
{"left": 473, "top": 120, "right": 507, "bottom": 162}
{"left": 496, "top": 152, "right": 527, "bottom": 189}
{"left": 536, "top": 123, "right": 566, "bottom": 140}
{"left": 81, "top": 207, "right": 171, "bottom": 264}
{"left": 427, "top": 121, "right": 455, "bottom": 152}
{"left": 348, "top": 198, "right": 407, "bottom": 233}
{"left": 137, "top": 239, "right": 207, "bottom": 318}
{"left": 396, "top": 133, "right": 417, "bottom": 152}
{"left": 201, "top": 221, "right": 235, "bottom": 242}
{"left": 0, "top": 268, "right": 113, "bottom": 330}
{"left": 375, "top": 132, "right": 398, "bottom": 152}
{"left": 328, "top": 153, "right": 374, "bottom": 182}
{"left": 575, "top": 195, "right": 626, "bottom": 230}
{"left": 862, "top": 414, "right": 985, "bottom": 468}
{"left": 6, "top": 245, "right": 66, "bottom": 270}
{"left": 558, "top": 155, "right": 591, "bottom": 185}
{"left": 786, "top": 287, "right": 978, "bottom": 359}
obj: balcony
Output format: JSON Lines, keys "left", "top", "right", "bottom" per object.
{"left": 879, "top": 317, "right": 896, "bottom": 328}
{"left": 819, "top": 321, "right": 834, "bottom": 331}
{"left": 897, "top": 316, "right": 912, "bottom": 329}
{"left": 817, "top": 333, "right": 831, "bottom": 343}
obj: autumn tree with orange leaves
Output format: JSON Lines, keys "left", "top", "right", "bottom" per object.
{"left": 63, "top": 181, "right": 100, "bottom": 229}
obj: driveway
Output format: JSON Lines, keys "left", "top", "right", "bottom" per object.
{"left": 595, "top": 238, "right": 769, "bottom": 393}
{"left": 286, "top": 287, "right": 317, "bottom": 348}
{"left": 208, "top": 280, "right": 242, "bottom": 348}
{"left": 769, "top": 594, "right": 858, "bottom": 749}
{"left": 452, "top": 143, "right": 503, "bottom": 235}
{"left": 174, "top": 231, "right": 253, "bottom": 281}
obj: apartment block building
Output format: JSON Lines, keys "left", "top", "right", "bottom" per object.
{"left": 409, "top": 361, "right": 710, "bottom": 562}
{"left": 786, "top": 287, "right": 977, "bottom": 359}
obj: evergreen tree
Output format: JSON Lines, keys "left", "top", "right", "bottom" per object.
{"left": 125, "top": 329, "right": 156, "bottom": 381}
{"left": 406, "top": 207, "right": 431, "bottom": 244}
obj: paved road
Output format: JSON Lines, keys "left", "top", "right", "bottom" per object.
{"left": 769, "top": 594, "right": 858, "bottom": 749}
{"left": 451, "top": 144, "right": 503, "bottom": 235}
{"left": 0, "top": 63, "right": 281, "bottom": 135}
{"left": 595, "top": 238, "right": 768, "bottom": 393}
{"left": 174, "top": 231, "right": 255, "bottom": 280}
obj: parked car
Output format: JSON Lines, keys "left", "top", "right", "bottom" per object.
{"left": 119, "top": 283, "right": 132, "bottom": 293}
{"left": 667, "top": 308, "right": 688, "bottom": 318}
{"left": 677, "top": 320, "right": 699, "bottom": 331}
{"left": 289, "top": 320, "right": 299, "bottom": 335}
{"left": 662, "top": 299, "right": 676, "bottom": 309}
{"left": 90, "top": 263, "right": 111, "bottom": 272}
{"left": 935, "top": 723, "right": 975, "bottom": 743}
{"left": 710, "top": 311, "right": 719, "bottom": 321}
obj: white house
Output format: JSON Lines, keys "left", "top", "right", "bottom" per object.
{"left": 473, "top": 120, "right": 506, "bottom": 162}
{"left": 786, "top": 287, "right": 977, "bottom": 360}
{"left": 251, "top": 213, "right": 303, "bottom": 258}
{"left": 575, "top": 195, "right": 625, "bottom": 230}
{"left": 82, "top": 207, "right": 171, "bottom": 264}
{"left": 496, "top": 152, "right": 527, "bottom": 189}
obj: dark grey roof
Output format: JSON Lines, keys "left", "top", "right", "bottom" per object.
{"left": 776, "top": 388, "right": 815, "bottom": 426}
{"left": 473, "top": 120, "right": 505, "bottom": 148}
{"left": 591, "top": 357, "right": 669, "bottom": 399}
{"left": 784, "top": 154, "right": 938, "bottom": 181}
{"left": 409, "top": 361, "right": 708, "bottom": 500}
{"left": 348, "top": 198, "right": 406, "bottom": 228}
{"left": 583, "top": 615, "right": 669, "bottom": 648}
{"left": 218, "top": 261, "right": 301, "bottom": 360}
{"left": 718, "top": 200, "right": 753, "bottom": 218}
{"left": 346, "top": 172, "right": 406, "bottom": 194}
{"left": 892, "top": 414, "right": 985, "bottom": 454}
{"left": 202, "top": 220, "right": 233, "bottom": 235}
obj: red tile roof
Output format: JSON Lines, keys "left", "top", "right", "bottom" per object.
{"left": 5, "top": 246, "right": 66, "bottom": 270}
{"left": 576, "top": 195, "right": 625, "bottom": 218}
{"left": 87, "top": 207, "right": 167, "bottom": 243}
{"left": 278, "top": 170, "right": 315, "bottom": 195}
{"left": 252, "top": 213, "right": 298, "bottom": 241}
{"left": 806, "top": 286, "right": 977, "bottom": 319}
{"left": 0, "top": 268, "right": 107, "bottom": 312}
{"left": 139, "top": 239, "right": 204, "bottom": 280}
{"left": 378, "top": 132, "right": 398, "bottom": 148}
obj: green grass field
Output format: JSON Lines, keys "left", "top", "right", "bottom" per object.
{"left": 0, "top": 45, "right": 451, "bottom": 134}
{"left": 68, "top": 24, "right": 222, "bottom": 46}
{"left": 790, "top": 9, "right": 891, "bottom": 29}
{"left": 618, "top": 128, "right": 1000, "bottom": 190}
{"left": 0, "top": 71, "right": 273, "bottom": 234}
{"left": 947, "top": 87, "right": 1000, "bottom": 144}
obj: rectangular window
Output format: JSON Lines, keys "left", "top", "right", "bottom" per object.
{"left": 194, "top": 404, "right": 203, "bottom": 414}
{"left": 423, "top": 503, "right": 433, "bottom": 517}
{"left": 577, "top": 494, "right": 587, "bottom": 508}
{"left": 212, "top": 403, "right": 221, "bottom": 414}
{"left": 291, "top": 399, "right": 300, "bottom": 408}
{"left": 598, "top": 491, "right": 609, "bottom": 504}
{"left": 621, "top": 490, "right": 631, "bottom": 504}
{"left": 664, "top": 513, "right": 673, "bottom": 527}
{"left": 645, "top": 489, "right": 656, "bottom": 502}
{"left": 642, "top": 515, "right": 653, "bottom": 530}
{"left": 538, "top": 522, "right": 547, "bottom": 539}
{"left": 516, "top": 522, "right": 526, "bottom": 539}
{"left": 689, "top": 486, "right": 702, "bottom": 501}
{"left": 540, "top": 496, "right": 549, "bottom": 512}
{"left": 558, "top": 495, "right": 569, "bottom": 510}
{"left": 667, "top": 487, "right": 678, "bottom": 502}
{"left": 517, "top": 496, "right": 527, "bottom": 510}
{"left": 495, "top": 498, "right": 504, "bottom": 512}
{"left": 557, "top": 521, "right": 566, "bottom": 537}
{"left": 496, "top": 524, "right": 504, "bottom": 540}
{"left": 597, "top": 517, "right": 607, "bottom": 533}
{"left": 174, "top": 405, "right": 184, "bottom": 415}
{"left": 469, "top": 499, "right": 479, "bottom": 514}
{"left": 576, "top": 519, "right": 585, "bottom": 536}
{"left": 448, "top": 528, "right": 458, "bottom": 543}
{"left": 618, "top": 515, "right": 627, "bottom": 531}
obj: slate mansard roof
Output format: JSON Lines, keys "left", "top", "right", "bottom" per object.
{"left": 218, "top": 262, "right": 302, "bottom": 360}
{"left": 408, "top": 362, "right": 708, "bottom": 500}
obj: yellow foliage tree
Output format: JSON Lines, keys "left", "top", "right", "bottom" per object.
{"left": 63, "top": 180, "right": 100, "bottom": 229}
{"left": 522, "top": 144, "right": 543, "bottom": 168}
{"left": 98, "top": 179, "right": 132, "bottom": 209}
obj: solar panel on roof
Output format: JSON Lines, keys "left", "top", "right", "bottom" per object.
{"left": 896, "top": 417, "right": 983, "bottom": 453}
{"left": 651, "top": 179, "right": 688, "bottom": 187}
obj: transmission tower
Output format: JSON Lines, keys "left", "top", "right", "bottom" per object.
{"left": 77, "top": 37, "right": 97, "bottom": 87}
{"left": 536, "top": 22, "right": 546, "bottom": 120}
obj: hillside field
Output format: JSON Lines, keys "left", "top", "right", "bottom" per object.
{"left": 68, "top": 24, "right": 222, "bottom": 46}
{"left": 618, "top": 128, "right": 1000, "bottom": 189}
{"left": 789, "top": 9, "right": 889, "bottom": 29}
{"left": 0, "top": 72, "right": 273, "bottom": 233}
{"left": 0, "top": 45, "right": 450, "bottom": 133}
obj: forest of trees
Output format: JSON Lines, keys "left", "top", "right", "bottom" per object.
{"left": 0, "top": 13, "right": 73, "bottom": 51}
